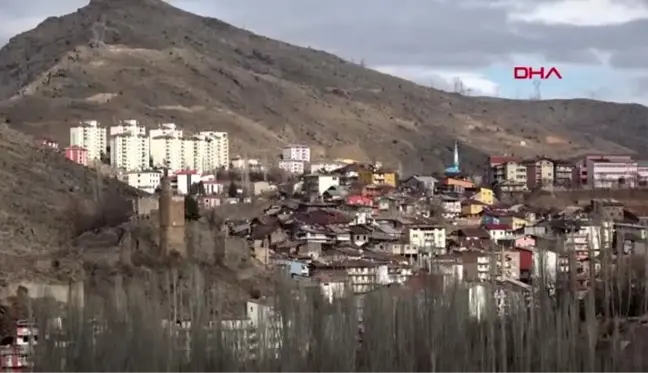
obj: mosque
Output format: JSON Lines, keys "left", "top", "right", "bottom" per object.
{"left": 444, "top": 141, "right": 461, "bottom": 176}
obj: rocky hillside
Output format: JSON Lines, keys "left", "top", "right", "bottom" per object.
{"left": 0, "top": 0, "right": 647, "bottom": 173}
{"left": 0, "top": 123, "right": 142, "bottom": 259}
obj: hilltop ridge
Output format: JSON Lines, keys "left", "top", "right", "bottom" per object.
{"left": 0, "top": 0, "right": 647, "bottom": 173}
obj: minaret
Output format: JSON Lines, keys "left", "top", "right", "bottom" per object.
{"left": 453, "top": 141, "right": 460, "bottom": 170}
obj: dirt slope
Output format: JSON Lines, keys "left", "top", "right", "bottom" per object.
{"left": 0, "top": 123, "right": 142, "bottom": 259}
{"left": 0, "top": 0, "right": 646, "bottom": 174}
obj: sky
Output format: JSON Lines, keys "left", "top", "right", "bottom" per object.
{"left": 1, "top": 0, "right": 648, "bottom": 104}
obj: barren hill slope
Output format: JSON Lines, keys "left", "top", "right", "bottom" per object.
{"left": 0, "top": 0, "right": 647, "bottom": 173}
{"left": 0, "top": 123, "right": 142, "bottom": 257}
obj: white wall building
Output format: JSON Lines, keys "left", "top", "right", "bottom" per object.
{"left": 110, "top": 133, "right": 150, "bottom": 171}
{"left": 69, "top": 120, "right": 107, "bottom": 161}
{"left": 408, "top": 225, "right": 446, "bottom": 250}
{"left": 121, "top": 171, "right": 161, "bottom": 194}
{"left": 183, "top": 132, "right": 229, "bottom": 172}
{"left": 110, "top": 119, "right": 146, "bottom": 136}
{"left": 150, "top": 133, "right": 184, "bottom": 172}
{"left": 282, "top": 144, "right": 311, "bottom": 162}
{"left": 586, "top": 158, "right": 638, "bottom": 188}
{"left": 303, "top": 174, "right": 340, "bottom": 195}
{"left": 279, "top": 160, "right": 305, "bottom": 174}
{"left": 174, "top": 171, "right": 202, "bottom": 195}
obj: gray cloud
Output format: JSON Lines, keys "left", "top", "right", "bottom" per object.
{"left": 167, "top": 0, "right": 648, "bottom": 70}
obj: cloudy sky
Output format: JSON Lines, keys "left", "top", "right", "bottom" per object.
{"left": 1, "top": 0, "right": 648, "bottom": 104}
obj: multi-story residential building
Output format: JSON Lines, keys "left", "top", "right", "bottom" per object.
{"left": 303, "top": 173, "right": 340, "bottom": 196}
{"left": 575, "top": 155, "right": 633, "bottom": 188}
{"left": 553, "top": 160, "right": 575, "bottom": 188}
{"left": 358, "top": 167, "right": 398, "bottom": 187}
{"left": 408, "top": 224, "right": 446, "bottom": 251}
{"left": 279, "top": 160, "right": 305, "bottom": 174}
{"left": 121, "top": 171, "right": 162, "bottom": 194}
{"left": 150, "top": 133, "right": 184, "bottom": 172}
{"left": 183, "top": 132, "right": 229, "bottom": 172}
{"left": 282, "top": 144, "right": 311, "bottom": 162}
{"left": 64, "top": 145, "right": 88, "bottom": 166}
{"left": 492, "top": 161, "right": 527, "bottom": 185}
{"left": 149, "top": 123, "right": 183, "bottom": 139}
{"left": 524, "top": 157, "right": 554, "bottom": 189}
{"left": 69, "top": 120, "right": 107, "bottom": 161}
{"left": 485, "top": 155, "right": 518, "bottom": 185}
{"left": 173, "top": 170, "right": 202, "bottom": 195}
{"left": 586, "top": 156, "right": 637, "bottom": 188}
{"left": 110, "top": 119, "right": 146, "bottom": 136}
{"left": 110, "top": 132, "right": 150, "bottom": 171}
{"left": 637, "top": 160, "right": 648, "bottom": 186}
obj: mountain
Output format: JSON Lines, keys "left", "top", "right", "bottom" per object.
{"left": 1, "top": 0, "right": 648, "bottom": 174}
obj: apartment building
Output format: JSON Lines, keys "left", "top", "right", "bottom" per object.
{"left": 69, "top": 120, "right": 107, "bottom": 161}
{"left": 492, "top": 161, "right": 527, "bottom": 185}
{"left": 586, "top": 156, "right": 637, "bottom": 188}
{"left": 279, "top": 160, "right": 305, "bottom": 174}
{"left": 524, "top": 158, "right": 554, "bottom": 189}
{"left": 182, "top": 132, "right": 229, "bottom": 172}
{"left": 64, "top": 146, "right": 88, "bottom": 166}
{"left": 150, "top": 130, "right": 184, "bottom": 172}
{"left": 110, "top": 132, "right": 150, "bottom": 171}
{"left": 554, "top": 160, "right": 575, "bottom": 188}
{"left": 121, "top": 171, "right": 161, "bottom": 194}
{"left": 282, "top": 144, "right": 310, "bottom": 162}
{"left": 110, "top": 119, "right": 146, "bottom": 136}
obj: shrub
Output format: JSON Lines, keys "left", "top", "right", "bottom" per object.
{"left": 68, "top": 194, "right": 133, "bottom": 236}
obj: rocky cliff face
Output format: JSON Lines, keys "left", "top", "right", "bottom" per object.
{"left": 0, "top": 0, "right": 646, "bottom": 174}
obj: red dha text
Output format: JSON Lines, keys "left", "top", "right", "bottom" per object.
{"left": 514, "top": 66, "right": 563, "bottom": 80}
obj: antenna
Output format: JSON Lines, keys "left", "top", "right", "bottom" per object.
{"left": 453, "top": 77, "right": 465, "bottom": 95}
{"left": 262, "top": 154, "right": 268, "bottom": 182}
{"left": 531, "top": 80, "right": 541, "bottom": 100}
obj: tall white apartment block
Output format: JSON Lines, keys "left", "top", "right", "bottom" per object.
{"left": 199, "top": 131, "right": 229, "bottom": 170}
{"left": 182, "top": 132, "right": 229, "bottom": 172}
{"left": 110, "top": 119, "right": 146, "bottom": 136}
{"left": 282, "top": 144, "right": 310, "bottom": 162}
{"left": 69, "top": 120, "right": 107, "bottom": 161}
{"left": 110, "top": 133, "right": 150, "bottom": 171}
{"left": 150, "top": 125, "right": 184, "bottom": 172}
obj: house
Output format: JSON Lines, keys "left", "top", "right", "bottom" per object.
{"left": 471, "top": 187, "right": 495, "bottom": 205}
{"left": 252, "top": 181, "right": 277, "bottom": 196}
{"left": 461, "top": 251, "right": 497, "bottom": 281}
{"left": 303, "top": 173, "right": 340, "bottom": 196}
{"left": 440, "top": 196, "right": 461, "bottom": 219}
{"left": 483, "top": 223, "right": 514, "bottom": 241}
{"left": 439, "top": 177, "right": 475, "bottom": 193}
{"left": 407, "top": 224, "right": 446, "bottom": 252}
{"left": 401, "top": 175, "right": 438, "bottom": 194}
{"left": 37, "top": 137, "right": 59, "bottom": 150}
{"left": 358, "top": 167, "right": 398, "bottom": 188}
{"left": 461, "top": 199, "right": 486, "bottom": 217}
